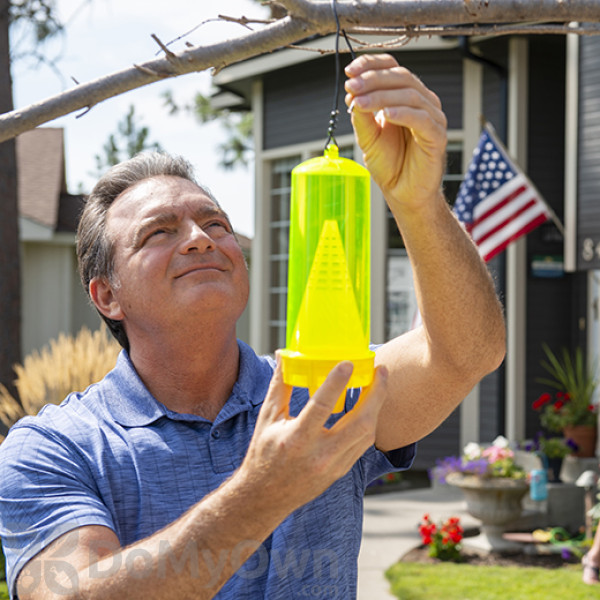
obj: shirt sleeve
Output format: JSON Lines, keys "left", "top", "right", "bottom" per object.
{"left": 0, "top": 421, "right": 117, "bottom": 598}
{"left": 344, "top": 382, "right": 417, "bottom": 488}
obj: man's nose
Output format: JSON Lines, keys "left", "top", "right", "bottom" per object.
{"left": 180, "top": 221, "right": 215, "bottom": 253}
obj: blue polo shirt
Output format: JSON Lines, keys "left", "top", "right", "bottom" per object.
{"left": 0, "top": 341, "right": 415, "bottom": 599}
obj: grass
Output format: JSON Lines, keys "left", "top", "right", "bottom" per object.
{"left": 385, "top": 561, "right": 598, "bottom": 599}
{"left": 0, "top": 581, "right": 7, "bottom": 599}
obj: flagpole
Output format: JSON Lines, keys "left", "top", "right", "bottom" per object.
{"left": 484, "top": 120, "right": 566, "bottom": 237}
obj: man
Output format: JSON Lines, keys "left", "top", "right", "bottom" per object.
{"left": 0, "top": 54, "right": 505, "bottom": 599}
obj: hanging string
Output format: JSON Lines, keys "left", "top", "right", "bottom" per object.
{"left": 325, "top": 0, "right": 356, "bottom": 150}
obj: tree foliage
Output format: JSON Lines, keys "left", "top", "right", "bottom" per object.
{"left": 93, "top": 104, "right": 163, "bottom": 177}
{"left": 9, "top": 0, "right": 62, "bottom": 43}
{"left": 163, "top": 91, "right": 252, "bottom": 170}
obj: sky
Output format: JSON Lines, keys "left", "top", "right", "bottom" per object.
{"left": 11, "top": 0, "right": 265, "bottom": 237}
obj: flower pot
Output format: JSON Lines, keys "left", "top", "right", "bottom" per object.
{"left": 446, "top": 473, "right": 529, "bottom": 553}
{"left": 546, "top": 457, "right": 563, "bottom": 483}
{"left": 563, "top": 425, "right": 597, "bottom": 458}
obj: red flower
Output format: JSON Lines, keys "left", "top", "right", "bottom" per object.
{"left": 533, "top": 393, "right": 552, "bottom": 410}
{"left": 554, "top": 400, "right": 565, "bottom": 412}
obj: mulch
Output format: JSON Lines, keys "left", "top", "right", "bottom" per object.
{"left": 401, "top": 545, "right": 575, "bottom": 569}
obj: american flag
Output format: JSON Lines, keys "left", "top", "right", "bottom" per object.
{"left": 453, "top": 124, "right": 551, "bottom": 262}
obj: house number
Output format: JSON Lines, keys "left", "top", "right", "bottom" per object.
{"left": 582, "top": 238, "right": 600, "bottom": 261}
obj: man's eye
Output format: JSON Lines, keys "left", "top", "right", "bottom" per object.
{"left": 206, "top": 221, "right": 229, "bottom": 232}
{"left": 142, "top": 228, "right": 170, "bottom": 244}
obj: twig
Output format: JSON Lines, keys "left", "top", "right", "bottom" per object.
{"left": 133, "top": 64, "right": 164, "bottom": 77}
{"left": 151, "top": 34, "right": 182, "bottom": 67}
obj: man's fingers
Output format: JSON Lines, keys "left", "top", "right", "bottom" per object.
{"left": 322, "top": 367, "right": 390, "bottom": 476}
{"left": 332, "top": 365, "right": 389, "bottom": 435}
{"left": 258, "top": 352, "right": 292, "bottom": 424}
{"left": 296, "top": 361, "right": 354, "bottom": 431}
{"left": 345, "top": 53, "right": 399, "bottom": 77}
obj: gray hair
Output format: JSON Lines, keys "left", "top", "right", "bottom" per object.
{"left": 76, "top": 152, "right": 218, "bottom": 351}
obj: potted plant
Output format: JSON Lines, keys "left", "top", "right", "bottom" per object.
{"left": 431, "top": 436, "right": 529, "bottom": 553}
{"left": 537, "top": 435, "right": 575, "bottom": 482}
{"left": 534, "top": 344, "right": 598, "bottom": 457}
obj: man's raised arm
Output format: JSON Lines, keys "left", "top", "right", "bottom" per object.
{"left": 344, "top": 53, "right": 506, "bottom": 452}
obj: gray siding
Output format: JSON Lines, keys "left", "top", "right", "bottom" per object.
{"left": 411, "top": 407, "right": 460, "bottom": 471}
{"left": 577, "top": 35, "right": 600, "bottom": 270}
{"left": 263, "top": 49, "right": 464, "bottom": 150}
{"left": 524, "top": 36, "right": 580, "bottom": 440}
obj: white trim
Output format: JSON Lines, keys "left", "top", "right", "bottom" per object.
{"left": 214, "top": 35, "right": 458, "bottom": 87}
{"left": 19, "top": 217, "right": 75, "bottom": 245}
{"left": 505, "top": 37, "right": 529, "bottom": 443}
{"left": 366, "top": 146, "right": 387, "bottom": 345}
{"left": 564, "top": 27, "right": 580, "bottom": 272}
{"left": 250, "top": 79, "right": 270, "bottom": 354}
{"left": 461, "top": 57, "right": 483, "bottom": 448}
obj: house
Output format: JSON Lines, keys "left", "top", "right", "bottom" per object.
{"left": 17, "top": 128, "right": 99, "bottom": 357}
{"left": 17, "top": 128, "right": 252, "bottom": 358}
{"left": 212, "top": 32, "right": 598, "bottom": 469}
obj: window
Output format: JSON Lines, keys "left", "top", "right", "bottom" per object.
{"left": 385, "top": 142, "right": 463, "bottom": 338}
{"left": 269, "top": 156, "right": 299, "bottom": 351}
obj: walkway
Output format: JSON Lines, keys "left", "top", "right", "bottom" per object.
{"left": 358, "top": 485, "right": 478, "bottom": 599}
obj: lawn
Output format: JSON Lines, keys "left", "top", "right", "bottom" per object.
{"left": 385, "top": 562, "right": 598, "bottom": 599}
{"left": 0, "top": 581, "right": 7, "bottom": 599}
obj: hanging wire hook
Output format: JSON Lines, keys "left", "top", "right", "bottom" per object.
{"left": 325, "top": 0, "right": 356, "bottom": 150}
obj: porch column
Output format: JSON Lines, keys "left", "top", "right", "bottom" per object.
{"left": 505, "top": 37, "right": 529, "bottom": 442}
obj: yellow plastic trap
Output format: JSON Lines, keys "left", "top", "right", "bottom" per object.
{"left": 280, "top": 145, "right": 375, "bottom": 412}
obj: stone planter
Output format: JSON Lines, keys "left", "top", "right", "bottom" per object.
{"left": 446, "top": 473, "right": 530, "bottom": 554}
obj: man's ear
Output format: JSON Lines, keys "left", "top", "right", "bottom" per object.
{"left": 89, "top": 277, "right": 125, "bottom": 321}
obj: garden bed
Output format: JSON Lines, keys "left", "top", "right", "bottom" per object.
{"left": 401, "top": 544, "right": 577, "bottom": 568}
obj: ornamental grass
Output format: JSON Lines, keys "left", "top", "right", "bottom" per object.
{"left": 0, "top": 327, "right": 120, "bottom": 434}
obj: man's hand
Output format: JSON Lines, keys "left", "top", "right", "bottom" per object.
{"left": 16, "top": 362, "right": 388, "bottom": 600}
{"left": 345, "top": 53, "right": 447, "bottom": 210}
{"left": 238, "top": 356, "right": 388, "bottom": 519}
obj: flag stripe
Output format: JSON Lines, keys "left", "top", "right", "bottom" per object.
{"left": 480, "top": 213, "right": 549, "bottom": 262}
{"left": 478, "top": 204, "right": 549, "bottom": 260}
{"left": 473, "top": 192, "right": 546, "bottom": 246}
{"left": 474, "top": 183, "right": 528, "bottom": 226}
{"left": 471, "top": 187, "right": 539, "bottom": 243}
{"left": 472, "top": 174, "right": 528, "bottom": 222}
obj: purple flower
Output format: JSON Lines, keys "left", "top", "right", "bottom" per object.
{"left": 566, "top": 438, "right": 579, "bottom": 452}
{"left": 462, "top": 458, "right": 489, "bottom": 476}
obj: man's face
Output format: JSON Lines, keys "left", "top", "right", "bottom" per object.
{"left": 97, "top": 175, "right": 249, "bottom": 338}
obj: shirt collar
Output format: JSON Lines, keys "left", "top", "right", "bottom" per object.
{"left": 102, "top": 341, "right": 274, "bottom": 428}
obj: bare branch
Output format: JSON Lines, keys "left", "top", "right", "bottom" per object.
{"left": 0, "top": 15, "right": 311, "bottom": 142}
{"left": 217, "top": 14, "right": 274, "bottom": 28}
{"left": 150, "top": 34, "right": 181, "bottom": 64}
{"left": 2, "top": 0, "right": 600, "bottom": 142}
{"left": 348, "top": 22, "right": 600, "bottom": 39}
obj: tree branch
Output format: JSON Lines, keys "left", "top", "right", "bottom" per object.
{"left": 0, "top": 16, "right": 312, "bottom": 142}
{"left": 1, "top": 0, "right": 600, "bottom": 142}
